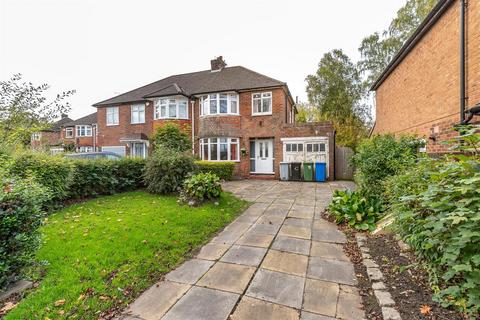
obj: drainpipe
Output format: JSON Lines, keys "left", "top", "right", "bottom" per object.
{"left": 460, "top": 0, "right": 466, "bottom": 124}
{"left": 191, "top": 100, "right": 195, "bottom": 155}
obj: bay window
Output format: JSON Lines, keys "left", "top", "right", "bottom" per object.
{"left": 106, "top": 107, "right": 119, "bottom": 126}
{"left": 200, "top": 138, "right": 239, "bottom": 161}
{"left": 76, "top": 125, "right": 92, "bottom": 137}
{"left": 200, "top": 93, "right": 239, "bottom": 116}
{"left": 131, "top": 104, "right": 145, "bottom": 124}
{"left": 154, "top": 98, "right": 188, "bottom": 119}
{"left": 252, "top": 92, "right": 272, "bottom": 115}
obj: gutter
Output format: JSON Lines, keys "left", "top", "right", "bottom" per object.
{"left": 191, "top": 100, "right": 195, "bottom": 155}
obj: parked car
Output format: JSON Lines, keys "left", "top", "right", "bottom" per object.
{"left": 64, "top": 151, "right": 122, "bottom": 160}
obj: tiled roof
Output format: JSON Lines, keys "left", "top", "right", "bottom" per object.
{"left": 63, "top": 112, "right": 97, "bottom": 126}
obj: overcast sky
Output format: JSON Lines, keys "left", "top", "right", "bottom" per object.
{"left": 0, "top": 0, "right": 405, "bottom": 119}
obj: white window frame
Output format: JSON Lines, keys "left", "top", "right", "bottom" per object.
{"left": 200, "top": 137, "right": 240, "bottom": 162}
{"left": 65, "top": 127, "right": 73, "bottom": 138}
{"left": 78, "top": 146, "right": 94, "bottom": 153}
{"left": 285, "top": 143, "right": 304, "bottom": 153}
{"left": 131, "top": 104, "right": 145, "bottom": 124}
{"left": 131, "top": 142, "right": 147, "bottom": 158}
{"left": 76, "top": 125, "right": 92, "bottom": 137}
{"left": 252, "top": 92, "right": 272, "bottom": 116}
{"left": 154, "top": 98, "right": 189, "bottom": 120}
{"left": 200, "top": 93, "right": 239, "bottom": 116}
{"left": 32, "top": 133, "right": 41, "bottom": 141}
{"left": 106, "top": 107, "right": 119, "bottom": 126}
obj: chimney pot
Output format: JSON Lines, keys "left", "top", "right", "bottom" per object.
{"left": 210, "top": 56, "right": 226, "bottom": 71}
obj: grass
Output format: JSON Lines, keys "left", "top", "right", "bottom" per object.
{"left": 5, "top": 191, "right": 248, "bottom": 319}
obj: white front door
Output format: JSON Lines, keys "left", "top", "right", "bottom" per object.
{"left": 255, "top": 139, "right": 274, "bottom": 173}
{"left": 131, "top": 142, "right": 147, "bottom": 158}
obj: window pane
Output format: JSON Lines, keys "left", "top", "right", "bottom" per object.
{"left": 220, "top": 138, "right": 228, "bottom": 143}
{"left": 230, "top": 142, "right": 238, "bottom": 161}
{"left": 313, "top": 144, "right": 319, "bottom": 152}
{"left": 264, "top": 142, "right": 269, "bottom": 158}
{"left": 202, "top": 97, "right": 209, "bottom": 115}
{"left": 292, "top": 144, "right": 297, "bottom": 152}
{"left": 160, "top": 105, "right": 166, "bottom": 117}
{"left": 230, "top": 100, "right": 237, "bottom": 113}
{"left": 286, "top": 144, "right": 291, "bottom": 152}
{"left": 319, "top": 143, "right": 326, "bottom": 152}
{"left": 178, "top": 101, "right": 187, "bottom": 118}
{"left": 210, "top": 142, "right": 218, "bottom": 160}
{"left": 220, "top": 143, "right": 228, "bottom": 160}
{"left": 307, "top": 144, "right": 312, "bottom": 152}
{"left": 220, "top": 95, "right": 227, "bottom": 113}
{"left": 210, "top": 97, "right": 217, "bottom": 114}
{"left": 250, "top": 140, "right": 255, "bottom": 159}
{"left": 298, "top": 144, "right": 303, "bottom": 152}
{"left": 253, "top": 93, "right": 261, "bottom": 99}
{"left": 169, "top": 101, "right": 176, "bottom": 117}
{"left": 262, "top": 97, "right": 271, "bottom": 112}
{"left": 254, "top": 99, "right": 262, "bottom": 113}
{"left": 202, "top": 143, "right": 208, "bottom": 160}
{"left": 250, "top": 159, "right": 256, "bottom": 172}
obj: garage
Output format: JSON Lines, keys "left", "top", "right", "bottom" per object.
{"left": 281, "top": 137, "right": 330, "bottom": 180}
{"left": 102, "top": 146, "right": 126, "bottom": 157}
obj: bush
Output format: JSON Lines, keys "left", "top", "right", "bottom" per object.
{"left": 352, "top": 134, "right": 421, "bottom": 201}
{"left": 68, "top": 158, "right": 146, "bottom": 198}
{"left": 144, "top": 150, "right": 195, "bottom": 194}
{"left": 9, "top": 153, "right": 73, "bottom": 201}
{"left": 327, "top": 190, "right": 381, "bottom": 231}
{"left": 150, "top": 123, "right": 191, "bottom": 152}
{"left": 195, "top": 161, "right": 235, "bottom": 180}
{"left": 0, "top": 174, "right": 51, "bottom": 289}
{"left": 180, "top": 172, "right": 222, "bottom": 204}
{"left": 386, "top": 157, "right": 480, "bottom": 316}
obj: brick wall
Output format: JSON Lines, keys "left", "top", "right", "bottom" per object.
{"left": 373, "top": 0, "right": 479, "bottom": 153}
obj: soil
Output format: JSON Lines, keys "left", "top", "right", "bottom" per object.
{"left": 366, "top": 234, "right": 466, "bottom": 320}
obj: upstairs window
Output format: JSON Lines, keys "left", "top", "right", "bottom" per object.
{"left": 65, "top": 127, "right": 73, "bottom": 138}
{"left": 154, "top": 98, "right": 188, "bottom": 119}
{"left": 252, "top": 92, "right": 272, "bottom": 115}
{"left": 76, "top": 125, "right": 92, "bottom": 137}
{"left": 106, "top": 107, "right": 119, "bottom": 126}
{"left": 200, "top": 93, "right": 239, "bottom": 116}
{"left": 131, "top": 104, "right": 145, "bottom": 124}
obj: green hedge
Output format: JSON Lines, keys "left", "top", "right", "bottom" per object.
{"left": 69, "top": 157, "right": 146, "bottom": 198}
{"left": 195, "top": 161, "right": 235, "bottom": 180}
{"left": 0, "top": 174, "right": 51, "bottom": 289}
{"left": 386, "top": 157, "right": 480, "bottom": 316}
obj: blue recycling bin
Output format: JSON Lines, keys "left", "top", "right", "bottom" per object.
{"left": 315, "top": 162, "right": 327, "bottom": 182}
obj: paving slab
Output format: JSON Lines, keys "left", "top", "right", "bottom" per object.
{"left": 302, "top": 278, "right": 339, "bottom": 317}
{"left": 288, "top": 209, "right": 314, "bottom": 220}
{"left": 220, "top": 245, "right": 267, "bottom": 267}
{"left": 256, "top": 215, "right": 285, "bottom": 226}
{"left": 197, "top": 262, "right": 255, "bottom": 294}
{"left": 162, "top": 286, "right": 239, "bottom": 320}
{"left": 307, "top": 257, "right": 357, "bottom": 285}
{"left": 301, "top": 311, "right": 336, "bottom": 320}
{"left": 284, "top": 217, "right": 312, "bottom": 228}
{"left": 212, "top": 222, "right": 251, "bottom": 244}
{"left": 246, "top": 269, "right": 305, "bottom": 309}
{"left": 261, "top": 250, "right": 308, "bottom": 277}
{"left": 336, "top": 286, "right": 365, "bottom": 320}
{"left": 231, "top": 296, "right": 299, "bottom": 320}
{"left": 278, "top": 225, "right": 311, "bottom": 239}
{"left": 310, "top": 241, "right": 349, "bottom": 261}
{"left": 236, "top": 232, "right": 275, "bottom": 248}
{"left": 248, "top": 223, "right": 280, "bottom": 235}
{"left": 311, "top": 229, "right": 347, "bottom": 244}
{"left": 126, "top": 281, "right": 190, "bottom": 320}
{"left": 271, "top": 236, "right": 311, "bottom": 255}
{"left": 165, "top": 259, "right": 214, "bottom": 285}
{"left": 196, "top": 243, "right": 231, "bottom": 261}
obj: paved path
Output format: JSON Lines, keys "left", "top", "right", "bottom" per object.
{"left": 121, "top": 180, "right": 363, "bottom": 320}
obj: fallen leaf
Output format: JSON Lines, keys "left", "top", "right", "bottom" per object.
{"left": 54, "top": 299, "right": 66, "bottom": 307}
{"left": 420, "top": 305, "right": 432, "bottom": 315}
{"left": 0, "top": 302, "right": 17, "bottom": 313}
{"left": 99, "top": 295, "right": 109, "bottom": 301}
{"left": 77, "top": 294, "right": 85, "bottom": 301}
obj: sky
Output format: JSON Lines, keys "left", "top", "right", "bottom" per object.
{"left": 0, "top": 0, "right": 405, "bottom": 120}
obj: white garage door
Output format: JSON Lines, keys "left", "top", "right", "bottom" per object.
{"left": 102, "top": 146, "right": 126, "bottom": 156}
{"left": 281, "top": 137, "right": 329, "bottom": 176}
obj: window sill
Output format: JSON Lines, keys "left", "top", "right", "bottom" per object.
{"left": 106, "top": 124, "right": 119, "bottom": 126}
{"left": 251, "top": 113, "right": 272, "bottom": 117}
{"left": 154, "top": 118, "right": 189, "bottom": 121}
{"left": 201, "top": 160, "right": 241, "bottom": 163}
{"left": 249, "top": 172, "right": 275, "bottom": 175}
{"left": 130, "top": 122, "right": 146, "bottom": 125}
{"left": 200, "top": 114, "right": 240, "bottom": 118}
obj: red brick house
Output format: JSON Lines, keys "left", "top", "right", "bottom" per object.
{"left": 371, "top": 0, "right": 479, "bottom": 154}
{"left": 94, "top": 57, "right": 335, "bottom": 179}
{"left": 31, "top": 112, "right": 98, "bottom": 153}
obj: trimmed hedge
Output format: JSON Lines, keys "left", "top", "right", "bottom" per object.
{"left": 0, "top": 175, "right": 51, "bottom": 289}
{"left": 195, "top": 161, "right": 235, "bottom": 180}
{"left": 69, "top": 157, "right": 146, "bottom": 198}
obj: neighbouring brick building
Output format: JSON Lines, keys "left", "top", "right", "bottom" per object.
{"left": 94, "top": 57, "right": 335, "bottom": 180}
{"left": 371, "top": 0, "right": 479, "bottom": 154}
{"left": 31, "top": 114, "right": 73, "bottom": 153}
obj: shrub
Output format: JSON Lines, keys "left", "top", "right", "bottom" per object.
{"left": 9, "top": 152, "right": 73, "bottom": 201}
{"left": 180, "top": 172, "right": 222, "bottom": 204}
{"left": 328, "top": 189, "right": 381, "bottom": 231}
{"left": 195, "top": 161, "right": 235, "bottom": 180}
{"left": 352, "top": 134, "right": 421, "bottom": 201}
{"left": 150, "top": 122, "right": 191, "bottom": 152}
{"left": 0, "top": 174, "right": 51, "bottom": 289}
{"left": 386, "top": 157, "right": 480, "bottom": 316}
{"left": 144, "top": 150, "right": 195, "bottom": 194}
{"left": 68, "top": 158, "right": 146, "bottom": 198}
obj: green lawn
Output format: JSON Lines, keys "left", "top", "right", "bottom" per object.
{"left": 6, "top": 191, "right": 248, "bottom": 319}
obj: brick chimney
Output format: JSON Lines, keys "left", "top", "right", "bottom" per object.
{"left": 210, "top": 56, "right": 226, "bottom": 72}
{"left": 61, "top": 113, "right": 69, "bottom": 119}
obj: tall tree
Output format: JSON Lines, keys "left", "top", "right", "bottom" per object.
{"left": 306, "top": 49, "right": 370, "bottom": 149}
{"left": 359, "top": 0, "right": 438, "bottom": 86}
{"left": 0, "top": 74, "right": 75, "bottom": 146}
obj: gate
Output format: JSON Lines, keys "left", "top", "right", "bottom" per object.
{"left": 335, "top": 146, "right": 354, "bottom": 180}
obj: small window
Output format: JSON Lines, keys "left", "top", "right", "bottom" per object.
{"left": 65, "top": 128, "right": 73, "bottom": 138}
{"left": 32, "top": 133, "right": 41, "bottom": 141}
{"left": 313, "top": 144, "right": 319, "bottom": 152}
{"left": 319, "top": 143, "right": 326, "bottom": 152}
{"left": 106, "top": 107, "right": 119, "bottom": 126}
{"left": 76, "top": 125, "right": 92, "bottom": 137}
{"left": 298, "top": 144, "right": 303, "bottom": 152}
{"left": 131, "top": 104, "right": 145, "bottom": 124}
{"left": 306, "top": 144, "right": 312, "bottom": 152}
{"left": 252, "top": 92, "right": 272, "bottom": 115}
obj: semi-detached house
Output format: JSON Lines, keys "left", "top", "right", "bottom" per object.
{"left": 93, "top": 57, "right": 335, "bottom": 180}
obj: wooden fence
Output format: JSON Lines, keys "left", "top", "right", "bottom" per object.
{"left": 335, "top": 146, "right": 354, "bottom": 180}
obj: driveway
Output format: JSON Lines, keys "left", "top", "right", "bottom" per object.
{"left": 121, "top": 180, "right": 363, "bottom": 320}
